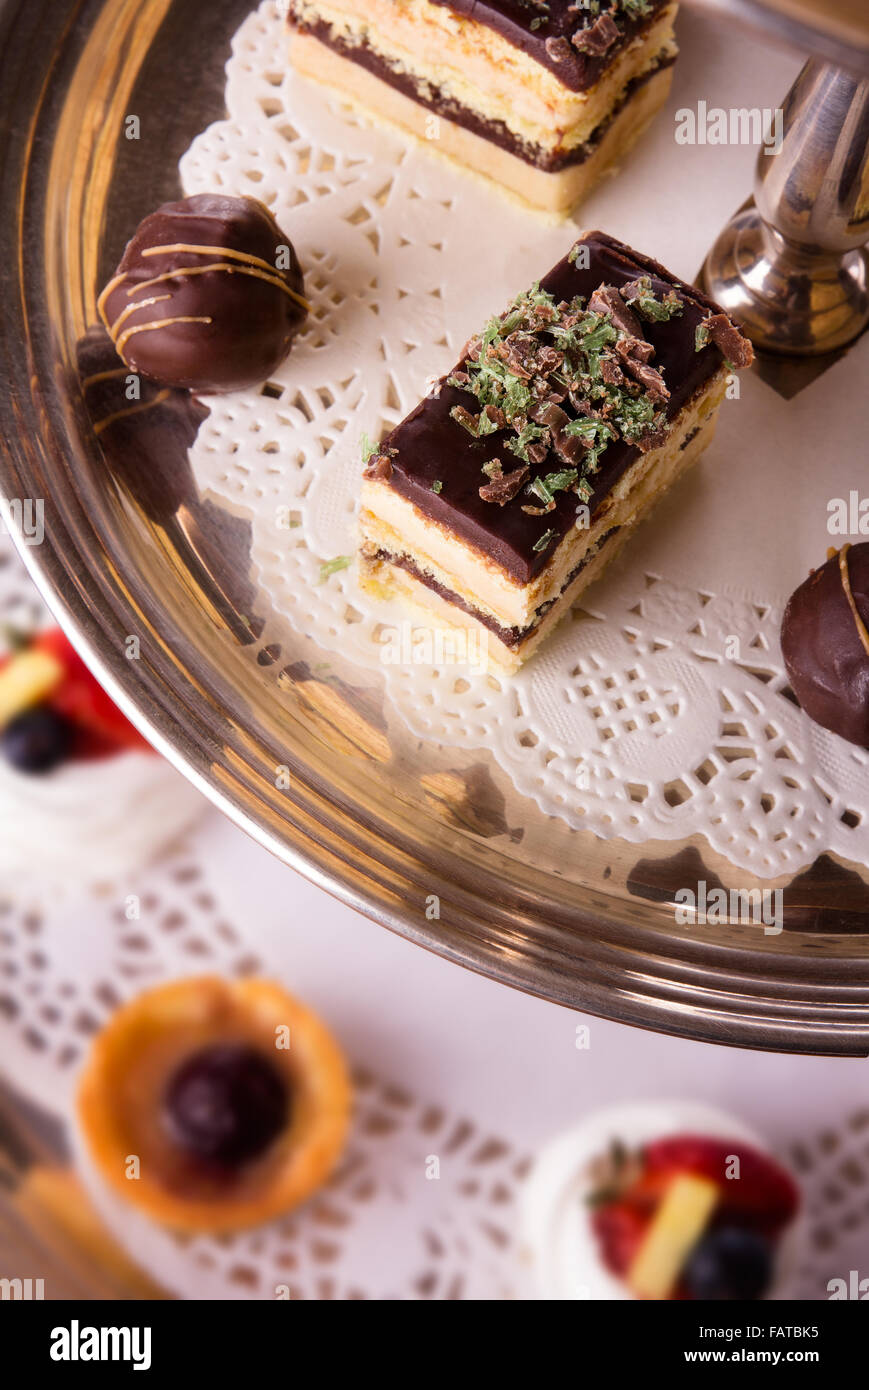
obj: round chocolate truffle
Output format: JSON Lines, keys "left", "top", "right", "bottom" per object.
{"left": 98, "top": 194, "right": 307, "bottom": 392}
{"left": 781, "top": 542, "right": 869, "bottom": 747}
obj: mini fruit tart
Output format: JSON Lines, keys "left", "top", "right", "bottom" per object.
{"left": 521, "top": 1101, "right": 803, "bottom": 1300}
{"left": 77, "top": 976, "right": 352, "bottom": 1233}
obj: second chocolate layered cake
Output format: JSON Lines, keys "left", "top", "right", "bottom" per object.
{"left": 286, "top": 1, "right": 679, "bottom": 216}
{"left": 359, "top": 231, "right": 753, "bottom": 673}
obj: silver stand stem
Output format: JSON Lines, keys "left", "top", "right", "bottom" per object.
{"left": 703, "top": 59, "right": 869, "bottom": 355}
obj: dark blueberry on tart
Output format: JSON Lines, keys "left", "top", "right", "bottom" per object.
{"left": 163, "top": 1042, "right": 290, "bottom": 1168}
{"left": 0, "top": 628, "right": 150, "bottom": 770}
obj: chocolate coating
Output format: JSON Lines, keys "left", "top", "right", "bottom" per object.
{"left": 381, "top": 231, "right": 737, "bottom": 584}
{"left": 781, "top": 544, "right": 869, "bottom": 748}
{"left": 98, "top": 194, "right": 307, "bottom": 392}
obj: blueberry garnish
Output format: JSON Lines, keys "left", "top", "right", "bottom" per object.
{"left": 1, "top": 707, "right": 73, "bottom": 773}
{"left": 163, "top": 1043, "right": 289, "bottom": 1168}
{"left": 684, "top": 1225, "right": 774, "bottom": 1301}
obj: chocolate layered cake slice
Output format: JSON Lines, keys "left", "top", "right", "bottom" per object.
{"left": 359, "top": 231, "right": 752, "bottom": 673}
{"left": 286, "top": 2, "right": 678, "bottom": 216}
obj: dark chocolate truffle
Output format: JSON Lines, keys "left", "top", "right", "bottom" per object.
{"left": 781, "top": 543, "right": 869, "bottom": 748}
{"left": 98, "top": 193, "right": 307, "bottom": 392}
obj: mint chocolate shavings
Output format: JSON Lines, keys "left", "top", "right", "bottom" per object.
{"left": 479, "top": 464, "right": 529, "bottom": 506}
{"left": 697, "top": 312, "right": 754, "bottom": 368}
{"left": 455, "top": 276, "right": 678, "bottom": 519}
{"left": 621, "top": 275, "right": 684, "bottom": 323}
{"left": 532, "top": 528, "right": 556, "bottom": 553}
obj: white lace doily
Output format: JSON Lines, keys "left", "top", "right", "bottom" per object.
{"left": 177, "top": 3, "right": 869, "bottom": 879}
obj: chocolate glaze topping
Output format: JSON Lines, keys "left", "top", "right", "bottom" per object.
{"left": 428, "top": 1, "right": 670, "bottom": 92}
{"left": 781, "top": 543, "right": 869, "bottom": 749}
{"left": 377, "top": 232, "right": 746, "bottom": 584}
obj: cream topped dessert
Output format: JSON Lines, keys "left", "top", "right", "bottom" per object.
{"left": 358, "top": 230, "right": 752, "bottom": 673}
{"left": 521, "top": 1102, "right": 804, "bottom": 1301}
{"left": 286, "top": 0, "right": 679, "bottom": 215}
{"left": 0, "top": 628, "right": 203, "bottom": 893}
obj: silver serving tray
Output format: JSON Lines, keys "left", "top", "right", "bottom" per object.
{"left": 1, "top": 0, "right": 868, "bottom": 1054}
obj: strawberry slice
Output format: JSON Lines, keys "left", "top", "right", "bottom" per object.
{"left": 591, "top": 1199, "right": 649, "bottom": 1280}
{"left": 31, "top": 629, "right": 151, "bottom": 758}
{"left": 642, "top": 1135, "right": 799, "bottom": 1238}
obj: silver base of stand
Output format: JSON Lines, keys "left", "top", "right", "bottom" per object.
{"left": 702, "top": 60, "right": 869, "bottom": 357}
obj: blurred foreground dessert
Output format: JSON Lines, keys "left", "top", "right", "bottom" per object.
{"left": 0, "top": 628, "right": 203, "bottom": 890}
{"left": 521, "top": 1101, "right": 802, "bottom": 1300}
{"left": 77, "top": 976, "right": 352, "bottom": 1232}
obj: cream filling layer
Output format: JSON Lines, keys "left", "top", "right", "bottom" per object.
{"left": 289, "top": 0, "right": 678, "bottom": 154}
{"left": 292, "top": 35, "right": 674, "bottom": 214}
{"left": 359, "top": 368, "right": 728, "bottom": 631}
{"left": 0, "top": 751, "right": 205, "bottom": 897}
